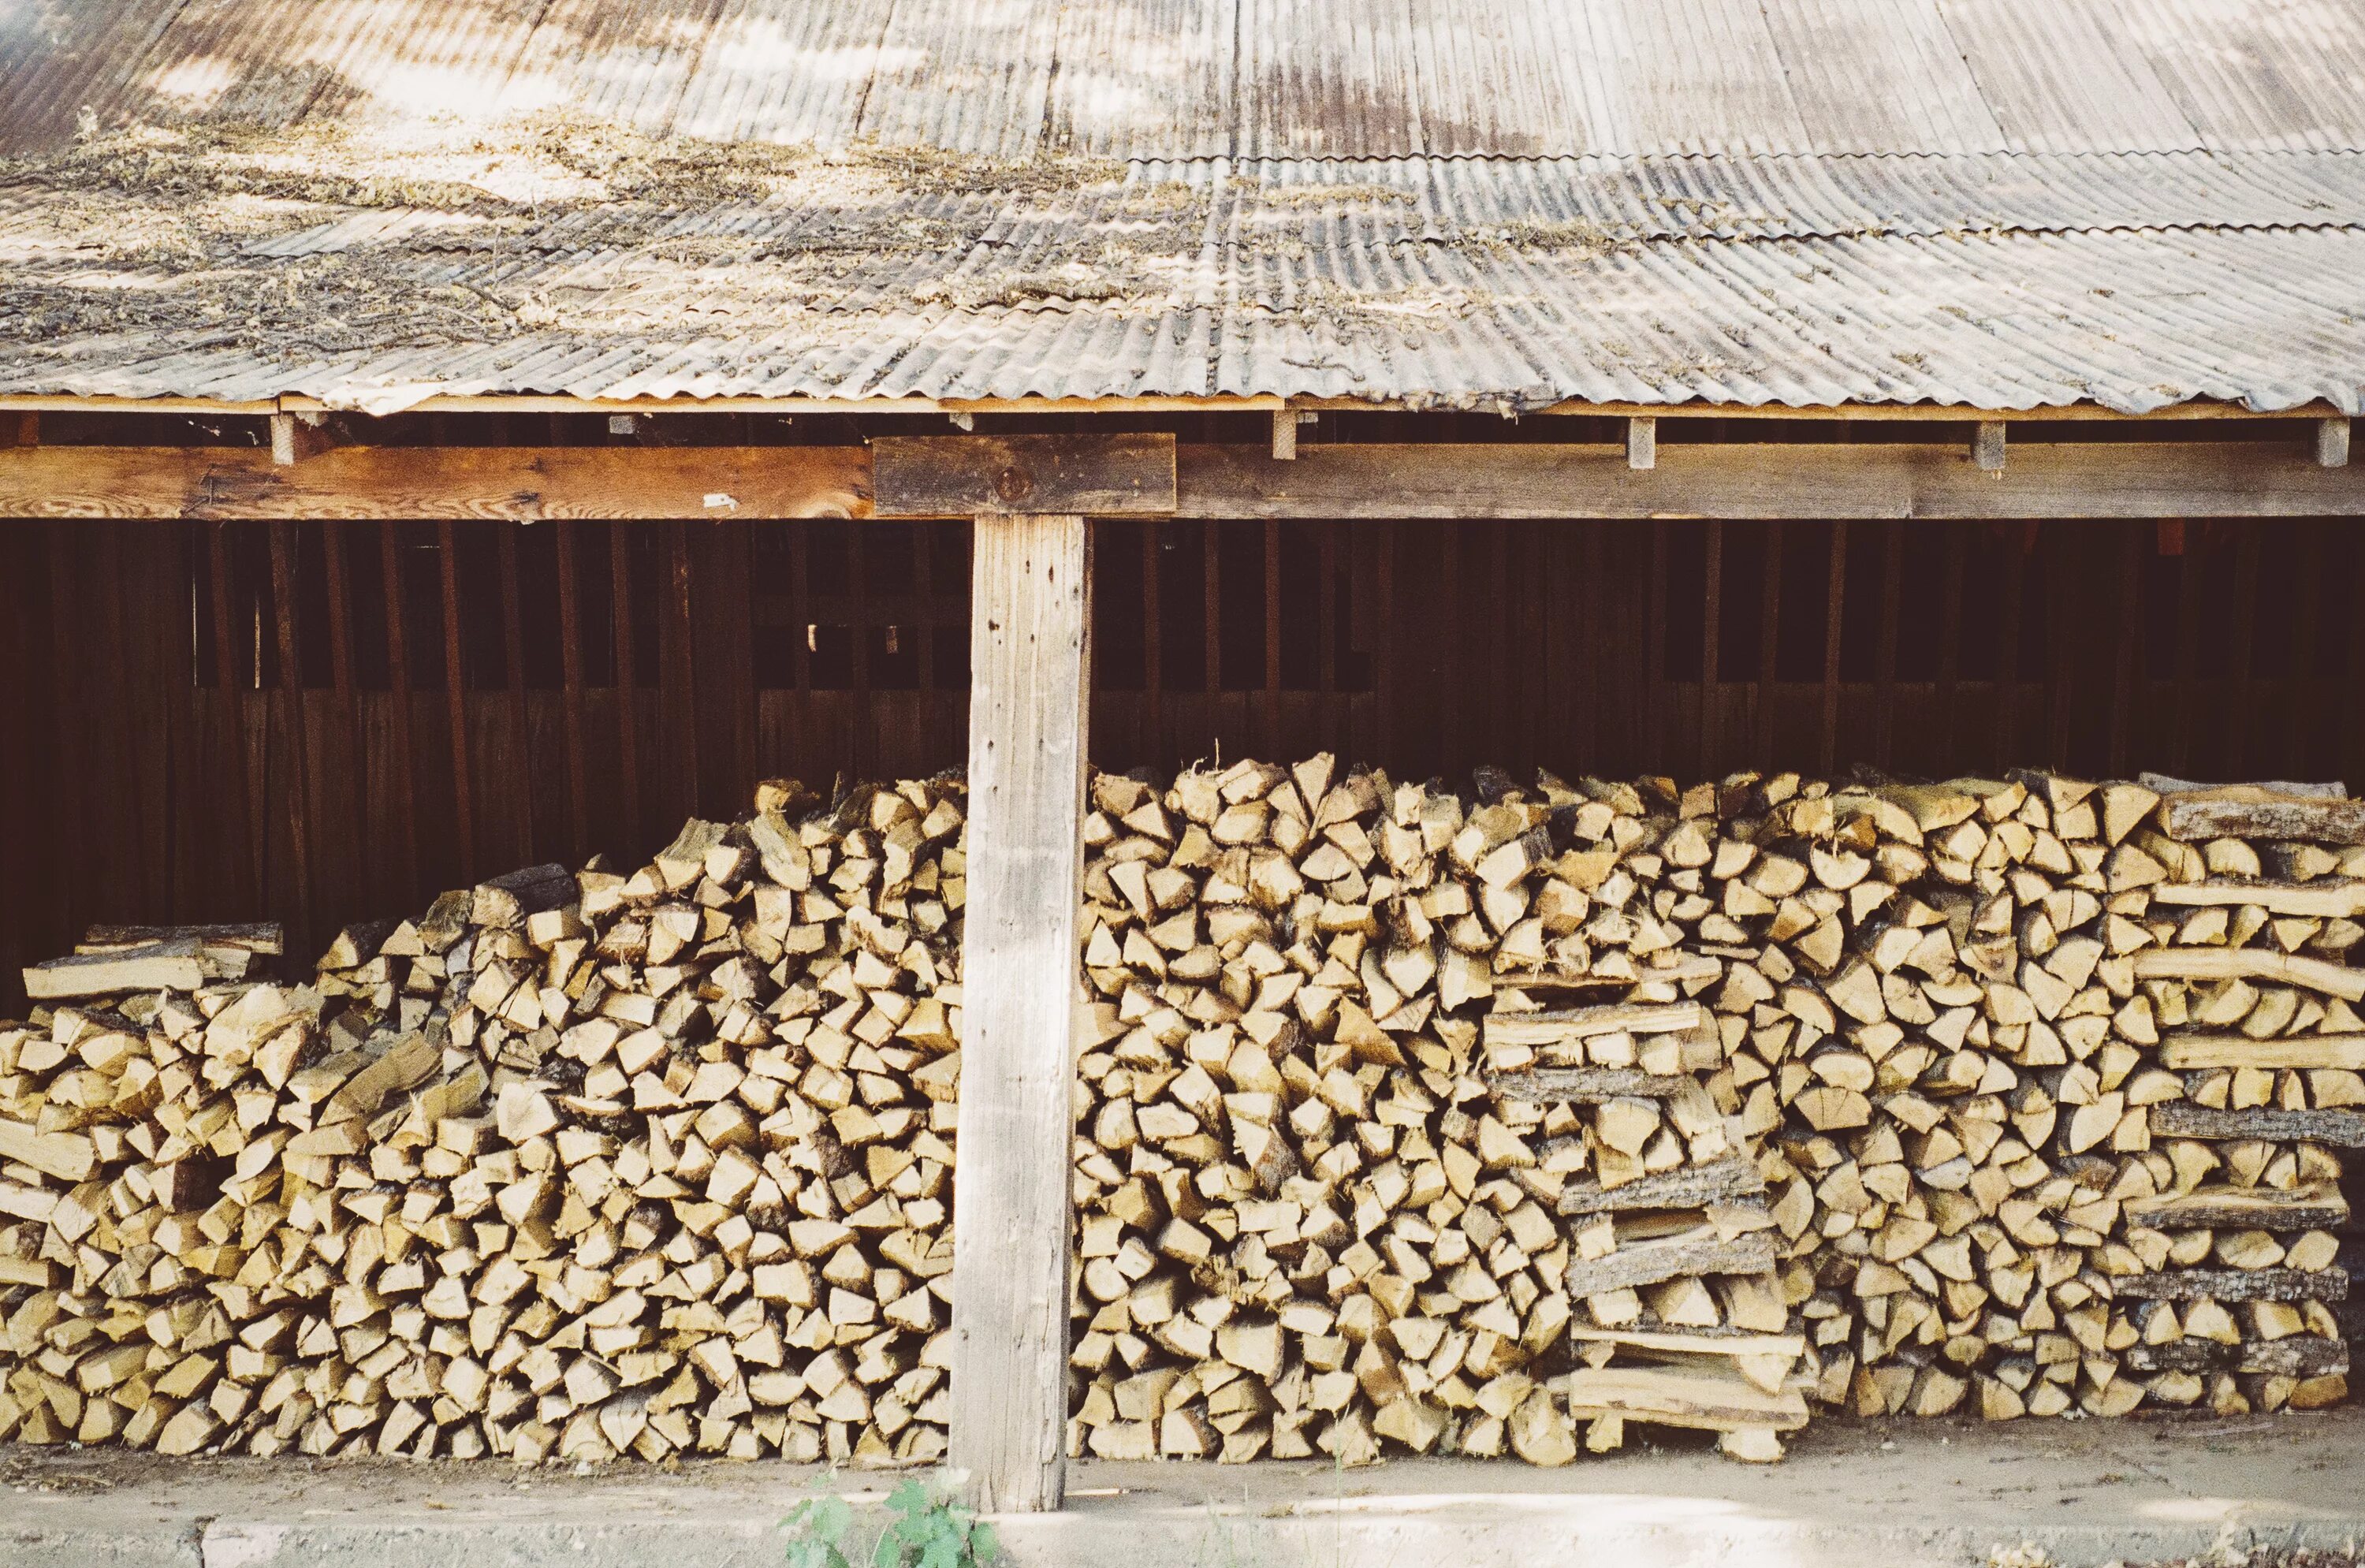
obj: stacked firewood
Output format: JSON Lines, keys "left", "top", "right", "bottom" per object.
{"left": 1754, "top": 774, "right": 2360, "bottom": 1421}
{"left": 2099, "top": 778, "right": 2362, "bottom": 1417}
{"left": 5, "top": 758, "right": 2359, "bottom": 1468}
{"left": 1067, "top": 759, "right": 1807, "bottom": 1466}
{"left": 0, "top": 780, "right": 969, "bottom": 1465}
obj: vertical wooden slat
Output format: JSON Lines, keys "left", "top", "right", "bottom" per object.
{"left": 2172, "top": 520, "right": 2203, "bottom": 775}
{"left": 378, "top": 523, "right": 423, "bottom": 901}
{"left": 1202, "top": 519, "right": 1222, "bottom": 703}
{"left": 610, "top": 522, "right": 643, "bottom": 852}
{"left": 1317, "top": 525, "right": 1339, "bottom": 757}
{"left": 1142, "top": 521, "right": 1164, "bottom": 764}
{"left": 1440, "top": 526, "right": 1466, "bottom": 775}
{"left": 1872, "top": 523, "right": 1901, "bottom": 770}
{"left": 436, "top": 520, "right": 475, "bottom": 878}
{"left": 1647, "top": 523, "right": 1670, "bottom": 772}
{"left": 915, "top": 521, "right": 940, "bottom": 760}
{"left": 2044, "top": 526, "right": 2076, "bottom": 769}
{"left": 1995, "top": 523, "right": 2028, "bottom": 765}
{"left": 554, "top": 521, "right": 591, "bottom": 863}
{"left": 1490, "top": 522, "right": 1513, "bottom": 769}
{"left": 319, "top": 522, "right": 368, "bottom": 910}
{"left": 266, "top": 520, "right": 315, "bottom": 937}
{"left": 206, "top": 524, "right": 262, "bottom": 909}
{"left": 2226, "top": 525, "right": 2262, "bottom": 776}
{"left": 1819, "top": 520, "right": 1848, "bottom": 776}
{"left": 44, "top": 527, "right": 88, "bottom": 942}
{"left": 1376, "top": 524, "right": 1397, "bottom": 771}
{"left": 949, "top": 512, "right": 1090, "bottom": 1516}
{"left": 496, "top": 524, "right": 536, "bottom": 865}
{"left": 89, "top": 526, "right": 159, "bottom": 915}
{"left": 662, "top": 521, "right": 701, "bottom": 820}
{"left": 847, "top": 520, "right": 871, "bottom": 782}
{"left": 1699, "top": 520, "right": 1723, "bottom": 779}
{"left": 2109, "top": 521, "right": 2143, "bottom": 777}
{"left": 2346, "top": 526, "right": 2365, "bottom": 792}
{"left": 1262, "top": 519, "right": 1282, "bottom": 758}
{"left": 2285, "top": 522, "right": 2325, "bottom": 781}
{"left": 1575, "top": 523, "right": 1601, "bottom": 769}
{"left": 1754, "top": 520, "right": 1782, "bottom": 769}
{"left": 1935, "top": 524, "right": 1967, "bottom": 775}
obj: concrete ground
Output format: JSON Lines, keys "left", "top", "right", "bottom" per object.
{"left": 9, "top": 1410, "right": 2365, "bottom": 1568}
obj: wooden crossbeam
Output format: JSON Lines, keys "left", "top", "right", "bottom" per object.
{"left": 873, "top": 434, "right": 1176, "bottom": 516}
{"left": 8, "top": 439, "right": 2365, "bottom": 520}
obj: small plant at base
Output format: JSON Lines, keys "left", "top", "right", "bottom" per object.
{"left": 784, "top": 1475, "right": 998, "bottom": 1568}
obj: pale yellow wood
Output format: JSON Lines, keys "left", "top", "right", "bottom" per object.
{"left": 948, "top": 512, "right": 1092, "bottom": 1514}
{"left": 2132, "top": 947, "right": 2365, "bottom": 1001}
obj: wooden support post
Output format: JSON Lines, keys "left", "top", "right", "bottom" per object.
{"left": 950, "top": 511, "right": 1092, "bottom": 1514}
{"left": 269, "top": 413, "right": 331, "bottom": 466}
{"left": 2319, "top": 417, "right": 2352, "bottom": 468}
{"left": 1973, "top": 421, "right": 2008, "bottom": 475}
{"left": 1627, "top": 416, "right": 1656, "bottom": 470}
{"left": 1272, "top": 406, "right": 1298, "bottom": 460}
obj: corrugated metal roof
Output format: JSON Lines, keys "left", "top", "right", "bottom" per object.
{"left": 6, "top": 148, "right": 2364, "bottom": 413}
{"left": 15, "top": 0, "right": 2365, "bottom": 158}
{"left": 5, "top": 0, "right": 2365, "bottom": 412}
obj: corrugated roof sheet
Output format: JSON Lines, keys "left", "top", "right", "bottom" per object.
{"left": 4, "top": 0, "right": 2365, "bottom": 412}
{"left": 17, "top": 0, "right": 2365, "bottom": 158}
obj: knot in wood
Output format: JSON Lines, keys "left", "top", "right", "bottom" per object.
{"left": 993, "top": 464, "right": 1034, "bottom": 505}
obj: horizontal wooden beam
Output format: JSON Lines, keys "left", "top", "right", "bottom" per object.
{"left": 873, "top": 434, "right": 1175, "bottom": 516}
{"left": 8, "top": 438, "right": 2365, "bottom": 520}
{"left": 0, "top": 392, "right": 2344, "bottom": 423}
{"left": 0, "top": 445, "right": 870, "bottom": 520}
{"left": 1169, "top": 441, "right": 2365, "bottom": 519}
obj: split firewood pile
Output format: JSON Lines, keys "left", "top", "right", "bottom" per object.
{"left": 0, "top": 779, "right": 969, "bottom": 1464}
{"left": 1070, "top": 759, "right": 1808, "bottom": 1466}
{"left": 1760, "top": 773, "right": 2361, "bottom": 1422}
{"left": 1, "top": 758, "right": 2358, "bottom": 1469}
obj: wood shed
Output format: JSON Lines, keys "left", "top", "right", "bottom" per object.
{"left": 4, "top": 0, "right": 2365, "bottom": 1513}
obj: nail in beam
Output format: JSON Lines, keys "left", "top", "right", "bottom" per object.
{"left": 949, "top": 510, "right": 1092, "bottom": 1512}
{"left": 869, "top": 434, "right": 1176, "bottom": 1513}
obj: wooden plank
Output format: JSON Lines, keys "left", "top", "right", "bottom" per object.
{"left": 1561, "top": 1364, "right": 1808, "bottom": 1432}
{"left": 2153, "top": 879, "right": 2365, "bottom": 918}
{"left": 436, "top": 520, "right": 475, "bottom": 876}
{"left": 2159, "top": 789, "right": 2365, "bottom": 845}
{"left": 318, "top": 523, "right": 369, "bottom": 907}
{"left": 1755, "top": 520, "right": 1782, "bottom": 765}
{"left": 1484, "top": 1001, "right": 1710, "bottom": 1048}
{"left": 2149, "top": 1103, "right": 2365, "bottom": 1146}
{"left": 266, "top": 520, "right": 315, "bottom": 937}
{"left": 1648, "top": 522, "right": 1669, "bottom": 769}
{"left": 1488, "top": 1068, "right": 1697, "bottom": 1103}
{"left": 1162, "top": 443, "right": 2365, "bottom": 520}
{"left": 495, "top": 525, "right": 536, "bottom": 865}
{"left": 2116, "top": 1268, "right": 2345, "bottom": 1303}
{"left": 2131, "top": 945, "right": 2365, "bottom": 1000}
{"left": 1555, "top": 1152, "right": 1766, "bottom": 1216}
{"left": 376, "top": 523, "right": 423, "bottom": 901}
{"left": 2123, "top": 1336, "right": 2346, "bottom": 1377}
{"left": 1873, "top": 521, "right": 1901, "bottom": 768}
{"left": 553, "top": 520, "right": 591, "bottom": 863}
{"left": 2110, "top": 522, "right": 2142, "bottom": 777}
{"left": 1262, "top": 519, "right": 1281, "bottom": 758}
{"left": 2124, "top": 1181, "right": 2348, "bottom": 1231}
{"left": 2160, "top": 1034, "right": 2365, "bottom": 1071}
{"left": 0, "top": 445, "right": 872, "bottom": 519}
{"left": 17, "top": 441, "right": 2365, "bottom": 521}
{"left": 2229, "top": 527, "right": 2263, "bottom": 773}
{"left": 949, "top": 512, "right": 1092, "bottom": 1515}
{"left": 2167, "top": 520, "right": 2201, "bottom": 775}
{"left": 1819, "top": 521, "right": 1846, "bottom": 775}
{"left": 1560, "top": 1229, "right": 1779, "bottom": 1298}
{"left": 1700, "top": 519, "right": 1723, "bottom": 777}
{"left": 873, "top": 434, "right": 1175, "bottom": 517}
{"left": 609, "top": 522, "right": 643, "bottom": 851}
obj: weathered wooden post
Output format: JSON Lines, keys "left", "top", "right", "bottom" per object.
{"left": 871, "top": 433, "right": 1176, "bottom": 1512}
